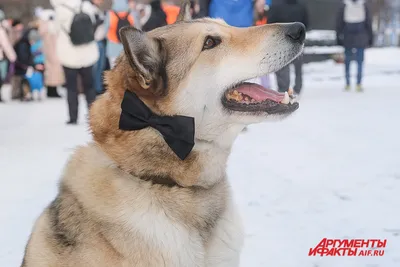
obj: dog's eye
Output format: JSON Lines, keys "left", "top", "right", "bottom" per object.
{"left": 202, "top": 36, "right": 221, "bottom": 50}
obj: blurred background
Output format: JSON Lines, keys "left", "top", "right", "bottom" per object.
{"left": 1, "top": 0, "right": 399, "bottom": 267}
{"left": 2, "top": 0, "right": 400, "bottom": 43}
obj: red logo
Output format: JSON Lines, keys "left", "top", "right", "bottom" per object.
{"left": 309, "top": 238, "right": 386, "bottom": 257}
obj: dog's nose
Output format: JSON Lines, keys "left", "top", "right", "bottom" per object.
{"left": 286, "top": 22, "right": 306, "bottom": 43}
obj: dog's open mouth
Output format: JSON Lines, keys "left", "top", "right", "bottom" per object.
{"left": 221, "top": 81, "right": 299, "bottom": 114}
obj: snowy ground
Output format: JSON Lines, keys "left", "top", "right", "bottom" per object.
{"left": 1, "top": 48, "right": 400, "bottom": 267}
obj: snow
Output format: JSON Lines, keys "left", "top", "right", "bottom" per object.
{"left": 304, "top": 46, "right": 343, "bottom": 55}
{"left": 306, "top": 30, "right": 337, "bottom": 41}
{"left": 1, "top": 48, "right": 400, "bottom": 267}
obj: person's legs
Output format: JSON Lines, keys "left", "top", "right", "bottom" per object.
{"left": 47, "top": 86, "right": 61, "bottom": 97}
{"left": 356, "top": 48, "right": 365, "bottom": 86}
{"left": 11, "top": 75, "right": 23, "bottom": 99}
{"left": 79, "top": 65, "right": 96, "bottom": 109}
{"left": 0, "top": 74, "right": 3, "bottom": 102}
{"left": 63, "top": 67, "right": 79, "bottom": 124}
{"left": 344, "top": 48, "right": 353, "bottom": 88}
{"left": 93, "top": 41, "right": 106, "bottom": 94}
{"left": 0, "top": 61, "right": 6, "bottom": 81}
{"left": 260, "top": 74, "right": 270, "bottom": 89}
{"left": 21, "top": 78, "right": 32, "bottom": 101}
{"left": 275, "top": 65, "right": 290, "bottom": 93}
{"left": 293, "top": 56, "right": 303, "bottom": 94}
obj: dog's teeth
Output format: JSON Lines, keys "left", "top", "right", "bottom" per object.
{"left": 251, "top": 99, "right": 256, "bottom": 103}
{"left": 280, "top": 92, "right": 290, "bottom": 104}
{"left": 290, "top": 98, "right": 297, "bottom": 104}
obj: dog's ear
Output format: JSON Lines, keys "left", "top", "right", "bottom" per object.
{"left": 119, "top": 27, "right": 166, "bottom": 95}
{"left": 176, "top": 0, "right": 192, "bottom": 22}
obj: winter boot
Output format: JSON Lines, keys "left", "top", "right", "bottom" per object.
{"left": 66, "top": 120, "right": 78, "bottom": 125}
{"left": 47, "top": 86, "right": 62, "bottom": 98}
{"left": 32, "top": 91, "right": 38, "bottom": 101}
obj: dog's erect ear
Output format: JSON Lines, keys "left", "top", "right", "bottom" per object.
{"left": 176, "top": 0, "right": 192, "bottom": 22}
{"left": 119, "top": 27, "right": 166, "bottom": 94}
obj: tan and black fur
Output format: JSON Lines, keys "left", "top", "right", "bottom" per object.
{"left": 22, "top": 1, "right": 304, "bottom": 266}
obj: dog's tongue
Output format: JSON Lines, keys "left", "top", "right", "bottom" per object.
{"left": 236, "top": 83, "right": 285, "bottom": 103}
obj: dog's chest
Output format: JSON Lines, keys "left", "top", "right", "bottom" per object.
{"left": 121, "top": 183, "right": 229, "bottom": 266}
{"left": 124, "top": 208, "right": 205, "bottom": 266}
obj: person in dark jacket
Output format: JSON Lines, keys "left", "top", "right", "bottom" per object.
{"left": 268, "top": 0, "right": 308, "bottom": 95}
{"left": 139, "top": 1, "right": 167, "bottom": 32}
{"left": 336, "top": 0, "right": 373, "bottom": 92}
{"left": 12, "top": 23, "right": 33, "bottom": 100}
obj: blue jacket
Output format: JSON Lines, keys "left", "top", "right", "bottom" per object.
{"left": 31, "top": 40, "right": 44, "bottom": 65}
{"left": 208, "top": 0, "right": 254, "bottom": 28}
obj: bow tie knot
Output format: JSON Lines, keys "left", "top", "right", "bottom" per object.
{"left": 147, "top": 115, "right": 158, "bottom": 128}
{"left": 119, "top": 91, "right": 195, "bottom": 160}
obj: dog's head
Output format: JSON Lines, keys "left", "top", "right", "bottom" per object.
{"left": 113, "top": 4, "right": 303, "bottom": 145}
{"left": 89, "top": 1, "right": 304, "bottom": 184}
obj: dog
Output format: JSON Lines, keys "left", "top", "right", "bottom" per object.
{"left": 21, "top": 1, "right": 305, "bottom": 266}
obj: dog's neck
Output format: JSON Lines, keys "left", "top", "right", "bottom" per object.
{"left": 197, "top": 123, "right": 246, "bottom": 150}
{"left": 91, "top": 90, "right": 233, "bottom": 188}
{"left": 95, "top": 133, "right": 231, "bottom": 189}
{"left": 91, "top": 63, "right": 243, "bottom": 189}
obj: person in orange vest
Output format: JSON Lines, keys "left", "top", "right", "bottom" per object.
{"left": 161, "top": 1, "right": 180, "bottom": 25}
{"left": 104, "top": 0, "right": 135, "bottom": 68}
{"left": 255, "top": 4, "right": 268, "bottom": 26}
{"left": 254, "top": 3, "right": 271, "bottom": 90}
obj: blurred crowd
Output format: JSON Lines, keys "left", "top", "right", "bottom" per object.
{"left": 0, "top": 0, "right": 373, "bottom": 123}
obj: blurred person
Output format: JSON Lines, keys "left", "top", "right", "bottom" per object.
{"left": 29, "top": 29, "right": 44, "bottom": 68}
{"left": 0, "top": 9, "right": 17, "bottom": 102}
{"left": 23, "top": 29, "right": 45, "bottom": 101}
{"left": 197, "top": 0, "right": 265, "bottom": 28}
{"left": 268, "top": 0, "right": 308, "bottom": 95}
{"left": 105, "top": 0, "right": 135, "bottom": 68}
{"left": 137, "top": 1, "right": 167, "bottom": 32}
{"left": 184, "top": 1, "right": 199, "bottom": 19}
{"left": 51, "top": 0, "right": 99, "bottom": 125}
{"left": 38, "top": 9, "right": 64, "bottom": 98}
{"left": 0, "top": 14, "right": 12, "bottom": 84}
{"left": 3, "top": 19, "right": 15, "bottom": 83}
{"left": 88, "top": 0, "right": 107, "bottom": 95}
{"left": 255, "top": 2, "right": 268, "bottom": 26}
{"left": 10, "top": 19, "right": 24, "bottom": 45}
{"left": 254, "top": 4, "right": 271, "bottom": 89}
{"left": 12, "top": 20, "right": 32, "bottom": 100}
{"left": 336, "top": 0, "right": 373, "bottom": 92}
{"left": 192, "top": 1, "right": 200, "bottom": 18}
{"left": 128, "top": 0, "right": 136, "bottom": 10}
{"left": 128, "top": 0, "right": 142, "bottom": 29}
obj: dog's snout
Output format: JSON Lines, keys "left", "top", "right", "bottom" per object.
{"left": 285, "top": 22, "right": 306, "bottom": 44}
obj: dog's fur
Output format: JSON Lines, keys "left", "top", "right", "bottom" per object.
{"left": 21, "top": 2, "right": 304, "bottom": 266}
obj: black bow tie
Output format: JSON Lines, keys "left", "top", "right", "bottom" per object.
{"left": 119, "top": 90, "right": 195, "bottom": 160}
